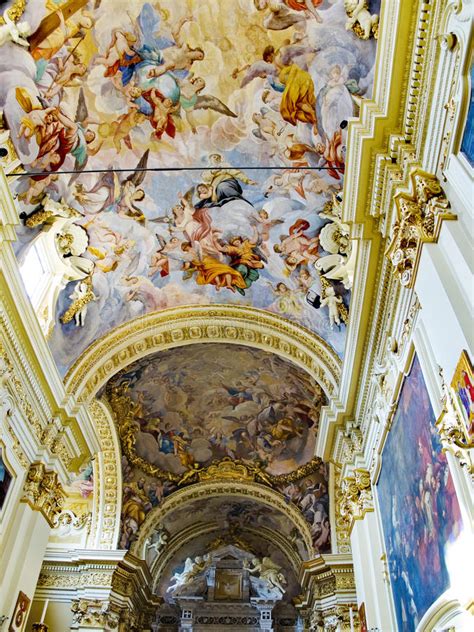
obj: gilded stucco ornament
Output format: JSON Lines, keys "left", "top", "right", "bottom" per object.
{"left": 339, "top": 469, "right": 373, "bottom": 533}
{"left": 21, "top": 462, "right": 64, "bottom": 527}
{"left": 437, "top": 368, "right": 473, "bottom": 476}
{"left": 344, "top": 0, "right": 379, "bottom": 40}
{"left": 0, "top": 0, "right": 27, "bottom": 25}
{"left": 386, "top": 169, "right": 456, "bottom": 288}
{"left": 71, "top": 599, "right": 119, "bottom": 630}
{"left": 65, "top": 306, "right": 341, "bottom": 403}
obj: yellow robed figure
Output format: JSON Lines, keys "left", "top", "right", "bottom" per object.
{"left": 279, "top": 64, "right": 317, "bottom": 127}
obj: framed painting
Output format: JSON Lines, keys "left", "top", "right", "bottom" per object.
{"left": 450, "top": 349, "right": 474, "bottom": 439}
{"left": 8, "top": 591, "right": 31, "bottom": 632}
{"left": 214, "top": 569, "right": 243, "bottom": 601}
{"left": 377, "top": 354, "right": 463, "bottom": 632}
{"left": 0, "top": 446, "right": 13, "bottom": 513}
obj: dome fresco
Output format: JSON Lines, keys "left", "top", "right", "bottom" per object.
{"left": 4, "top": 0, "right": 378, "bottom": 372}
{"left": 105, "top": 344, "right": 330, "bottom": 552}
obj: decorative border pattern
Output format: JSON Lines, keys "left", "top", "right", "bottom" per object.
{"left": 132, "top": 479, "right": 315, "bottom": 561}
{"left": 65, "top": 305, "right": 342, "bottom": 403}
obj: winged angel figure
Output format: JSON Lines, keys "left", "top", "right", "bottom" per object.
{"left": 100, "top": 3, "right": 236, "bottom": 139}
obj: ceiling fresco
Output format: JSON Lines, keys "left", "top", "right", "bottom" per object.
{"left": 108, "top": 344, "right": 330, "bottom": 552}
{"left": 2, "top": 0, "right": 378, "bottom": 372}
{"left": 106, "top": 344, "right": 325, "bottom": 478}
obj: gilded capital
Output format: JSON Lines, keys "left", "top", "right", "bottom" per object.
{"left": 21, "top": 462, "right": 64, "bottom": 527}
{"left": 386, "top": 168, "right": 456, "bottom": 288}
{"left": 339, "top": 468, "right": 373, "bottom": 532}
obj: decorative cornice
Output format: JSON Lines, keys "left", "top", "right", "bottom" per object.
{"left": 21, "top": 462, "right": 65, "bottom": 527}
{"left": 65, "top": 305, "right": 341, "bottom": 404}
{"left": 386, "top": 168, "right": 456, "bottom": 288}
{"left": 296, "top": 554, "right": 356, "bottom": 615}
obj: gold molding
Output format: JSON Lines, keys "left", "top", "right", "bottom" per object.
{"left": 386, "top": 168, "right": 456, "bottom": 288}
{"left": 88, "top": 400, "right": 120, "bottom": 549}
{"left": 64, "top": 305, "right": 341, "bottom": 403}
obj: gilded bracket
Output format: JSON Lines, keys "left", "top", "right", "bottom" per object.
{"left": 386, "top": 168, "right": 456, "bottom": 288}
{"left": 21, "top": 461, "right": 64, "bottom": 527}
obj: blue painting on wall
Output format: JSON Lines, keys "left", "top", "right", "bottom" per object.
{"left": 461, "top": 64, "right": 474, "bottom": 167}
{"left": 0, "top": 448, "right": 13, "bottom": 512}
{"left": 377, "top": 354, "right": 463, "bottom": 631}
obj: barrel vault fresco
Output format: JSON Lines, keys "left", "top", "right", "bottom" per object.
{"left": 1, "top": 0, "right": 378, "bottom": 372}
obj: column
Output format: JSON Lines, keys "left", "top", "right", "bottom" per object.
{"left": 351, "top": 511, "right": 396, "bottom": 631}
{"left": 0, "top": 463, "right": 62, "bottom": 629}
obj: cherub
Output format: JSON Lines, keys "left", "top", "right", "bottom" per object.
{"left": 179, "top": 76, "right": 237, "bottom": 134}
{"left": 147, "top": 17, "right": 205, "bottom": 79}
{"left": 44, "top": 52, "right": 88, "bottom": 100}
{"left": 0, "top": 10, "right": 31, "bottom": 48}
{"left": 320, "top": 286, "right": 343, "bottom": 329}
{"left": 117, "top": 180, "right": 146, "bottom": 222}
{"left": 149, "top": 236, "right": 182, "bottom": 277}
{"left": 253, "top": 0, "right": 306, "bottom": 31}
{"left": 249, "top": 210, "right": 283, "bottom": 255}
{"left": 64, "top": 280, "right": 98, "bottom": 327}
{"left": 141, "top": 89, "right": 180, "bottom": 140}
{"left": 95, "top": 28, "right": 138, "bottom": 84}
{"left": 344, "top": 0, "right": 379, "bottom": 40}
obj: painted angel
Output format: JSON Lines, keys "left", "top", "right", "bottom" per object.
{"left": 178, "top": 76, "right": 237, "bottom": 134}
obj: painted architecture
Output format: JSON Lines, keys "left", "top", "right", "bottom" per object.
{"left": 0, "top": 0, "right": 472, "bottom": 630}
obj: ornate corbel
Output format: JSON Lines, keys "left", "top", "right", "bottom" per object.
{"left": 340, "top": 468, "right": 373, "bottom": 532}
{"left": 21, "top": 462, "right": 64, "bottom": 527}
{"left": 436, "top": 368, "right": 473, "bottom": 476}
{"left": 386, "top": 168, "right": 456, "bottom": 287}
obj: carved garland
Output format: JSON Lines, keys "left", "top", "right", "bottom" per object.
{"left": 386, "top": 168, "right": 456, "bottom": 288}
{"left": 107, "top": 378, "right": 325, "bottom": 486}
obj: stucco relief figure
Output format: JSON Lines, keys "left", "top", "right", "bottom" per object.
{"left": 145, "top": 527, "right": 169, "bottom": 565}
{"left": 0, "top": 11, "right": 31, "bottom": 48}
{"left": 167, "top": 554, "right": 211, "bottom": 594}
{"left": 320, "top": 286, "right": 342, "bottom": 329}
{"left": 244, "top": 556, "right": 287, "bottom": 595}
{"left": 344, "top": 0, "right": 379, "bottom": 40}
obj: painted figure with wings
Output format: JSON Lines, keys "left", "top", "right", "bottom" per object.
{"left": 178, "top": 75, "right": 237, "bottom": 134}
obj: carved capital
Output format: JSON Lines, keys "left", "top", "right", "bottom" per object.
{"left": 339, "top": 469, "right": 373, "bottom": 531}
{"left": 387, "top": 169, "right": 456, "bottom": 287}
{"left": 21, "top": 462, "right": 64, "bottom": 527}
{"left": 71, "top": 599, "right": 119, "bottom": 630}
